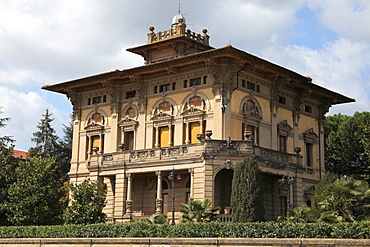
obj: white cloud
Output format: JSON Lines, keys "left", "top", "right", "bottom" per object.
{"left": 260, "top": 38, "right": 370, "bottom": 115}
{"left": 0, "top": 87, "right": 70, "bottom": 151}
{"left": 306, "top": 0, "right": 370, "bottom": 41}
{"left": 0, "top": 0, "right": 369, "bottom": 150}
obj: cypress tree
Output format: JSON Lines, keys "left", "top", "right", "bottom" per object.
{"left": 231, "top": 157, "right": 265, "bottom": 222}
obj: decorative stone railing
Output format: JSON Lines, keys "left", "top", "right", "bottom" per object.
{"left": 204, "top": 139, "right": 254, "bottom": 155}
{"left": 254, "top": 146, "right": 302, "bottom": 167}
{"left": 147, "top": 20, "right": 210, "bottom": 46}
{"left": 88, "top": 139, "right": 302, "bottom": 169}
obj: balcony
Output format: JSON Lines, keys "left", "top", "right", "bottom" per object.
{"left": 87, "top": 138, "right": 302, "bottom": 170}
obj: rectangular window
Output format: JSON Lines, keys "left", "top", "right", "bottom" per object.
{"left": 172, "top": 82, "right": 176, "bottom": 91}
{"left": 306, "top": 142, "right": 313, "bottom": 167}
{"left": 247, "top": 81, "right": 255, "bottom": 91}
{"left": 87, "top": 98, "right": 91, "bottom": 105}
{"left": 203, "top": 76, "right": 207, "bottom": 84}
{"left": 159, "top": 126, "right": 174, "bottom": 147}
{"left": 279, "top": 135, "right": 287, "bottom": 152}
{"left": 92, "top": 96, "right": 102, "bottom": 104}
{"left": 126, "top": 90, "right": 136, "bottom": 99}
{"left": 124, "top": 131, "right": 134, "bottom": 151}
{"left": 160, "top": 84, "right": 171, "bottom": 92}
{"left": 103, "top": 95, "right": 106, "bottom": 103}
{"left": 190, "top": 122, "right": 201, "bottom": 144}
{"left": 154, "top": 86, "right": 158, "bottom": 94}
{"left": 241, "top": 79, "right": 246, "bottom": 88}
{"left": 256, "top": 85, "right": 260, "bottom": 93}
{"left": 304, "top": 105, "right": 312, "bottom": 113}
{"left": 189, "top": 77, "right": 201, "bottom": 86}
{"left": 183, "top": 80, "right": 188, "bottom": 88}
{"left": 278, "top": 96, "right": 286, "bottom": 105}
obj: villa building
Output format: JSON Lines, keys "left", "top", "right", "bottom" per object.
{"left": 43, "top": 13, "right": 354, "bottom": 222}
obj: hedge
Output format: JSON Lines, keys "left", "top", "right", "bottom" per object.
{"left": 0, "top": 221, "right": 369, "bottom": 239}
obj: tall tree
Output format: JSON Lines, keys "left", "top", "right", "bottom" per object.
{"left": 325, "top": 112, "right": 370, "bottom": 181}
{"left": 231, "top": 157, "right": 265, "bottom": 222}
{"left": 55, "top": 115, "right": 73, "bottom": 176}
{"left": 29, "top": 109, "right": 60, "bottom": 158}
{"left": 0, "top": 107, "right": 14, "bottom": 145}
{"left": 5, "top": 156, "right": 66, "bottom": 225}
{"left": 0, "top": 108, "right": 18, "bottom": 225}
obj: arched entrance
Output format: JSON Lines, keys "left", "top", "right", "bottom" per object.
{"left": 214, "top": 169, "right": 233, "bottom": 211}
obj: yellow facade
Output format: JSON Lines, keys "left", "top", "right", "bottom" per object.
{"left": 43, "top": 14, "right": 354, "bottom": 222}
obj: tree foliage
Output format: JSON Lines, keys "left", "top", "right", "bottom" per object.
{"left": 180, "top": 199, "right": 220, "bottom": 223}
{"left": 0, "top": 109, "right": 18, "bottom": 225}
{"left": 325, "top": 112, "right": 370, "bottom": 181}
{"left": 231, "top": 157, "right": 265, "bottom": 222}
{"left": 5, "top": 156, "right": 67, "bottom": 225}
{"left": 279, "top": 173, "right": 370, "bottom": 223}
{"left": 64, "top": 179, "right": 107, "bottom": 225}
{"left": 317, "top": 176, "right": 370, "bottom": 222}
{"left": 0, "top": 107, "right": 14, "bottom": 145}
{"left": 29, "top": 109, "right": 60, "bottom": 158}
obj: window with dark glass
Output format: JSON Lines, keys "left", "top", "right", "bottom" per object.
{"left": 278, "top": 96, "right": 286, "bottom": 105}
{"left": 304, "top": 105, "right": 312, "bottom": 113}
{"left": 93, "top": 96, "right": 101, "bottom": 104}
{"left": 241, "top": 79, "right": 246, "bottom": 88}
{"left": 124, "top": 131, "right": 134, "bottom": 151}
{"left": 154, "top": 86, "right": 158, "bottom": 94}
{"left": 306, "top": 142, "right": 313, "bottom": 167}
{"left": 279, "top": 135, "right": 287, "bottom": 152}
{"left": 126, "top": 90, "right": 136, "bottom": 99}
{"left": 183, "top": 80, "right": 188, "bottom": 88}
{"left": 189, "top": 77, "right": 201, "bottom": 86}
{"left": 247, "top": 81, "right": 255, "bottom": 91}
{"left": 203, "top": 76, "right": 207, "bottom": 84}
{"left": 160, "top": 84, "right": 171, "bottom": 92}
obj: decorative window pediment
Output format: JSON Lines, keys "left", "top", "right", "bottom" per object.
{"left": 240, "top": 98, "right": 262, "bottom": 121}
{"left": 303, "top": 128, "right": 318, "bottom": 143}
{"left": 151, "top": 100, "right": 176, "bottom": 122}
{"left": 181, "top": 106, "right": 205, "bottom": 117}
{"left": 151, "top": 111, "right": 174, "bottom": 122}
{"left": 85, "top": 112, "right": 107, "bottom": 130}
{"left": 118, "top": 116, "right": 139, "bottom": 127}
{"left": 277, "top": 120, "right": 293, "bottom": 137}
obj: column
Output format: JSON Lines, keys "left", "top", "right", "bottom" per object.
{"left": 271, "top": 106, "right": 278, "bottom": 150}
{"left": 120, "top": 128, "right": 125, "bottom": 145}
{"left": 200, "top": 120, "right": 204, "bottom": 135}
{"left": 155, "top": 171, "right": 163, "bottom": 214}
{"left": 168, "top": 124, "right": 172, "bottom": 146}
{"left": 155, "top": 127, "right": 160, "bottom": 148}
{"left": 123, "top": 173, "right": 133, "bottom": 219}
{"left": 114, "top": 173, "right": 126, "bottom": 222}
{"left": 188, "top": 168, "right": 194, "bottom": 201}
{"left": 87, "top": 136, "right": 91, "bottom": 160}
{"left": 99, "top": 133, "right": 103, "bottom": 153}
{"left": 185, "top": 122, "right": 190, "bottom": 144}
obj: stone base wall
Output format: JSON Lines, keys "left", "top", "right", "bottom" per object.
{"left": 1, "top": 238, "right": 370, "bottom": 247}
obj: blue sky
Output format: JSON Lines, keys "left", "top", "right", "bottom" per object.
{"left": 0, "top": 0, "right": 369, "bottom": 151}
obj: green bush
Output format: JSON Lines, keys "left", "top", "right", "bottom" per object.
{"left": 0, "top": 221, "right": 369, "bottom": 239}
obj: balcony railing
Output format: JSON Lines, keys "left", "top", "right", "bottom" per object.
{"left": 88, "top": 139, "right": 302, "bottom": 169}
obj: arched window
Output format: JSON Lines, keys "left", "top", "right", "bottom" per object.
{"left": 240, "top": 97, "right": 262, "bottom": 145}
{"left": 181, "top": 95, "right": 208, "bottom": 144}
{"left": 151, "top": 99, "right": 177, "bottom": 148}
{"left": 119, "top": 105, "right": 139, "bottom": 151}
{"left": 85, "top": 111, "right": 108, "bottom": 159}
